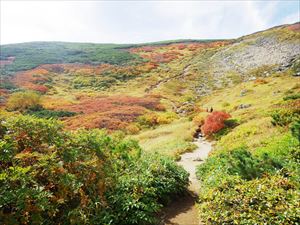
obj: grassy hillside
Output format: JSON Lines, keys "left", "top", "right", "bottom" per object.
{"left": 0, "top": 42, "right": 141, "bottom": 76}
{"left": 0, "top": 39, "right": 219, "bottom": 76}
{"left": 0, "top": 22, "right": 299, "bottom": 224}
{"left": 195, "top": 69, "right": 300, "bottom": 224}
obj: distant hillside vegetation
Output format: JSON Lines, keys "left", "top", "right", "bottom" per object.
{"left": 0, "top": 39, "right": 224, "bottom": 77}
{"left": 0, "top": 42, "right": 142, "bottom": 76}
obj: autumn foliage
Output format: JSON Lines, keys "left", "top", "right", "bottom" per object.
{"left": 6, "top": 91, "right": 41, "bottom": 112}
{"left": 287, "top": 23, "right": 300, "bottom": 32}
{"left": 11, "top": 67, "right": 50, "bottom": 93}
{"left": 0, "top": 114, "right": 189, "bottom": 224}
{"left": 54, "top": 95, "right": 165, "bottom": 130}
{"left": 201, "top": 111, "right": 231, "bottom": 136}
{"left": 129, "top": 41, "right": 229, "bottom": 64}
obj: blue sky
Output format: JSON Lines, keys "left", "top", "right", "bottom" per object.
{"left": 1, "top": 0, "right": 299, "bottom": 44}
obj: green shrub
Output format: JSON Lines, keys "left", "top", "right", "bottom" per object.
{"left": 0, "top": 81, "right": 17, "bottom": 90}
{"left": 197, "top": 147, "right": 282, "bottom": 184}
{"left": 104, "top": 154, "right": 189, "bottom": 225}
{"left": 213, "top": 118, "right": 239, "bottom": 140}
{"left": 271, "top": 108, "right": 299, "bottom": 126}
{"left": 271, "top": 99, "right": 300, "bottom": 127}
{"left": 27, "top": 109, "right": 76, "bottom": 119}
{"left": 197, "top": 133, "right": 300, "bottom": 224}
{"left": 291, "top": 119, "right": 300, "bottom": 142}
{"left": 3, "top": 115, "right": 63, "bottom": 153}
{"left": 198, "top": 175, "right": 300, "bottom": 225}
{"left": 283, "top": 93, "right": 300, "bottom": 101}
{"left": 0, "top": 114, "right": 189, "bottom": 225}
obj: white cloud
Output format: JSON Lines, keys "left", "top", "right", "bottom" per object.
{"left": 0, "top": 0, "right": 299, "bottom": 44}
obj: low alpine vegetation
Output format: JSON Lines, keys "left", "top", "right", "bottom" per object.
{"left": 196, "top": 108, "right": 300, "bottom": 224}
{"left": 200, "top": 111, "right": 232, "bottom": 137}
{"left": 0, "top": 113, "right": 189, "bottom": 225}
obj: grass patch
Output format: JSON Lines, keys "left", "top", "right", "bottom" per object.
{"left": 131, "top": 119, "right": 196, "bottom": 157}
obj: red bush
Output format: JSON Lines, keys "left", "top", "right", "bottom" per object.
{"left": 54, "top": 95, "right": 164, "bottom": 130}
{"left": 30, "top": 85, "right": 49, "bottom": 93}
{"left": 176, "top": 44, "right": 186, "bottom": 50}
{"left": 201, "top": 111, "right": 231, "bottom": 136}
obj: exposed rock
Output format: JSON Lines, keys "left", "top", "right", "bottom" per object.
{"left": 238, "top": 104, "right": 252, "bottom": 109}
{"left": 209, "top": 35, "right": 300, "bottom": 83}
{"left": 294, "top": 72, "right": 300, "bottom": 77}
{"left": 240, "top": 89, "right": 248, "bottom": 96}
{"left": 248, "top": 77, "right": 257, "bottom": 81}
{"left": 273, "top": 90, "right": 281, "bottom": 95}
{"left": 263, "top": 71, "right": 270, "bottom": 77}
{"left": 193, "top": 158, "right": 203, "bottom": 162}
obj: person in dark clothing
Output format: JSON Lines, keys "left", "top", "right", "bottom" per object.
{"left": 210, "top": 107, "right": 213, "bottom": 113}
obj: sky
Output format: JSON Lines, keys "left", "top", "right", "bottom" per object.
{"left": 0, "top": 0, "right": 299, "bottom": 45}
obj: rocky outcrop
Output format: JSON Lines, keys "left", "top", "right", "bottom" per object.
{"left": 213, "top": 36, "right": 300, "bottom": 78}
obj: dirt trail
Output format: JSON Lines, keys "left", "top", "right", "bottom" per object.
{"left": 160, "top": 138, "right": 212, "bottom": 225}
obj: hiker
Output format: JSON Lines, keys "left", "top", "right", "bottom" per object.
{"left": 210, "top": 107, "right": 213, "bottom": 112}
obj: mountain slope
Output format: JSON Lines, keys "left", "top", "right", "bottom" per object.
{"left": 0, "top": 23, "right": 299, "bottom": 131}
{"left": 0, "top": 22, "right": 299, "bottom": 225}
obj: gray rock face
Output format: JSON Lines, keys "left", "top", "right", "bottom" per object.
{"left": 190, "top": 25, "right": 300, "bottom": 98}
{"left": 238, "top": 104, "right": 252, "bottom": 109}
{"left": 248, "top": 77, "right": 257, "bottom": 81}
{"left": 210, "top": 35, "right": 300, "bottom": 81}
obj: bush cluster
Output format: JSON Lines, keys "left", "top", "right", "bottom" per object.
{"left": 0, "top": 114, "right": 189, "bottom": 225}
{"left": 27, "top": 109, "right": 77, "bottom": 119}
{"left": 6, "top": 91, "right": 42, "bottom": 112}
{"left": 200, "top": 111, "right": 231, "bottom": 136}
{"left": 137, "top": 112, "right": 178, "bottom": 128}
{"left": 271, "top": 108, "right": 300, "bottom": 127}
{"left": 196, "top": 133, "right": 300, "bottom": 224}
{"left": 291, "top": 119, "right": 300, "bottom": 141}
{"left": 271, "top": 99, "right": 300, "bottom": 127}
{"left": 283, "top": 93, "right": 300, "bottom": 101}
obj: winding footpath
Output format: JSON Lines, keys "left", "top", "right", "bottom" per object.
{"left": 161, "top": 137, "right": 212, "bottom": 225}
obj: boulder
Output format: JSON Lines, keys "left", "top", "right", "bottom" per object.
{"left": 238, "top": 104, "right": 252, "bottom": 109}
{"left": 240, "top": 89, "right": 248, "bottom": 97}
{"left": 293, "top": 72, "right": 300, "bottom": 77}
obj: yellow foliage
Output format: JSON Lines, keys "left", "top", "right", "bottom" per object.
{"left": 193, "top": 112, "right": 209, "bottom": 126}
{"left": 125, "top": 124, "right": 141, "bottom": 135}
{"left": 6, "top": 91, "right": 41, "bottom": 112}
{"left": 138, "top": 112, "right": 178, "bottom": 127}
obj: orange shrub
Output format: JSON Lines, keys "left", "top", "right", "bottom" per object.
{"left": 254, "top": 78, "right": 268, "bottom": 85}
{"left": 201, "top": 111, "right": 231, "bottom": 136}
{"left": 287, "top": 23, "right": 300, "bottom": 32}
{"left": 11, "top": 67, "right": 50, "bottom": 93}
{"left": 29, "top": 84, "right": 49, "bottom": 93}
{"left": 124, "top": 124, "right": 141, "bottom": 134}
